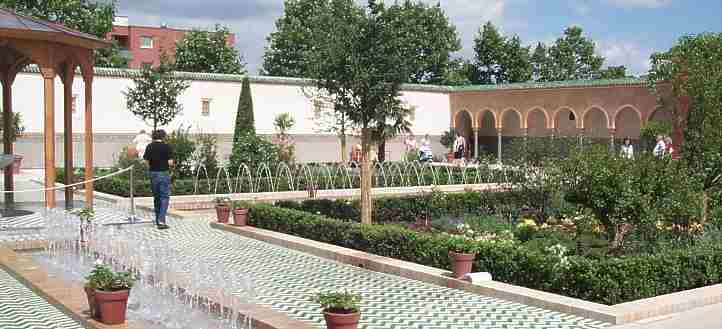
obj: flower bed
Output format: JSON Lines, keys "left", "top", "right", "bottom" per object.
{"left": 249, "top": 203, "right": 722, "bottom": 305}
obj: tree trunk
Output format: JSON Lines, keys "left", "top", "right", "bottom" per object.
{"left": 340, "top": 133, "right": 348, "bottom": 163}
{"left": 610, "top": 223, "right": 632, "bottom": 253}
{"left": 377, "top": 139, "right": 386, "bottom": 163}
{"left": 360, "top": 129, "right": 373, "bottom": 224}
{"left": 702, "top": 190, "right": 710, "bottom": 224}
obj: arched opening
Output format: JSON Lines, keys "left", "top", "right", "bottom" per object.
{"left": 527, "top": 108, "right": 548, "bottom": 136}
{"left": 454, "top": 110, "right": 473, "bottom": 157}
{"left": 648, "top": 107, "right": 673, "bottom": 123}
{"left": 554, "top": 108, "right": 578, "bottom": 136}
{"left": 501, "top": 109, "right": 522, "bottom": 147}
{"left": 476, "top": 110, "right": 496, "bottom": 157}
{"left": 615, "top": 107, "right": 642, "bottom": 141}
{"left": 583, "top": 107, "right": 609, "bottom": 141}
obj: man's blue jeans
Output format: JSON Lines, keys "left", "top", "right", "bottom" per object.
{"left": 150, "top": 171, "right": 170, "bottom": 225}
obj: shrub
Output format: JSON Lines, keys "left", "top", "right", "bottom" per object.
{"left": 249, "top": 203, "right": 722, "bottom": 305}
{"left": 167, "top": 125, "right": 196, "bottom": 178}
{"left": 312, "top": 291, "right": 361, "bottom": 314}
{"left": 194, "top": 132, "right": 219, "bottom": 177}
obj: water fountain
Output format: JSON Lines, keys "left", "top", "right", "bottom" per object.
{"left": 192, "top": 161, "right": 514, "bottom": 195}
{"left": 32, "top": 209, "right": 257, "bottom": 329}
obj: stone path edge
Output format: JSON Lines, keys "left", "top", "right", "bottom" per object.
{"left": 212, "top": 223, "right": 722, "bottom": 326}
{"left": 0, "top": 245, "right": 317, "bottom": 329}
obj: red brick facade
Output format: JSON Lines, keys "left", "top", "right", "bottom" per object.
{"left": 107, "top": 23, "right": 236, "bottom": 69}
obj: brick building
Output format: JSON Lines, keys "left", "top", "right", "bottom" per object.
{"left": 107, "top": 16, "right": 236, "bottom": 69}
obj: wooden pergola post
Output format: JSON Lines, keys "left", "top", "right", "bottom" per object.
{"left": 40, "top": 67, "right": 56, "bottom": 209}
{"left": 2, "top": 72, "right": 13, "bottom": 206}
{"left": 62, "top": 62, "right": 75, "bottom": 209}
{"left": 83, "top": 71, "right": 94, "bottom": 207}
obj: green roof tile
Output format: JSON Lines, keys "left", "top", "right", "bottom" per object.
{"left": 21, "top": 65, "right": 647, "bottom": 93}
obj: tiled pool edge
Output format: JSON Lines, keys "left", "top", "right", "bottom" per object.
{"left": 212, "top": 223, "right": 722, "bottom": 325}
{"left": 0, "top": 246, "right": 317, "bottom": 329}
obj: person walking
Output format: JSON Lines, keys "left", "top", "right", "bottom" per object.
{"left": 132, "top": 129, "right": 152, "bottom": 158}
{"left": 620, "top": 137, "right": 634, "bottom": 159}
{"left": 143, "top": 130, "right": 174, "bottom": 229}
{"left": 453, "top": 133, "right": 466, "bottom": 165}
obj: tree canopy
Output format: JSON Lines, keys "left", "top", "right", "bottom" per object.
{"left": 0, "top": 0, "right": 127, "bottom": 68}
{"left": 124, "top": 59, "right": 189, "bottom": 131}
{"left": 534, "top": 26, "right": 605, "bottom": 81}
{"left": 306, "top": 0, "right": 415, "bottom": 223}
{"left": 175, "top": 25, "right": 245, "bottom": 75}
{"left": 648, "top": 33, "right": 722, "bottom": 221}
{"left": 471, "top": 22, "right": 531, "bottom": 84}
{"left": 263, "top": 0, "right": 460, "bottom": 84}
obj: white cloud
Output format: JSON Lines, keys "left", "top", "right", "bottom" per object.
{"left": 428, "top": 0, "right": 508, "bottom": 58}
{"left": 602, "top": 0, "right": 672, "bottom": 8}
{"left": 597, "top": 40, "right": 654, "bottom": 75}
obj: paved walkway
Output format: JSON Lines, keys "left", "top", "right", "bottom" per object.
{"left": 111, "top": 214, "right": 607, "bottom": 329}
{"left": 0, "top": 266, "right": 84, "bottom": 329}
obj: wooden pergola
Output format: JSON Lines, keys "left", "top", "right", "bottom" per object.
{"left": 0, "top": 8, "right": 109, "bottom": 209}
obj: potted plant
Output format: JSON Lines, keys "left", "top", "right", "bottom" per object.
{"left": 440, "top": 128, "right": 456, "bottom": 163}
{"left": 448, "top": 234, "right": 478, "bottom": 279}
{"left": 312, "top": 290, "right": 362, "bottom": 329}
{"left": 0, "top": 112, "right": 25, "bottom": 174}
{"left": 231, "top": 200, "right": 251, "bottom": 226}
{"left": 214, "top": 197, "right": 231, "bottom": 223}
{"left": 73, "top": 207, "right": 95, "bottom": 243}
{"left": 85, "top": 264, "right": 136, "bottom": 325}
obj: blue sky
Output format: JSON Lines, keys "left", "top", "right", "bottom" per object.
{"left": 118, "top": 0, "right": 722, "bottom": 76}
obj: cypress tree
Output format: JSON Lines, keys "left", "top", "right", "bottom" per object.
{"left": 233, "top": 77, "right": 255, "bottom": 146}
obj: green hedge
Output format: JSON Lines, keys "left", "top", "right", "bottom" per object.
{"left": 249, "top": 203, "right": 722, "bottom": 305}
{"left": 275, "top": 191, "right": 514, "bottom": 223}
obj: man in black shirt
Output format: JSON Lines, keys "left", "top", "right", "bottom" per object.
{"left": 143, "top": 130, "right": 174, "bottom": 229}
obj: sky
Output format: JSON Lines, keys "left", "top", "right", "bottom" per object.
{"left": 116, "top": 0, "right": 722, "bottom": 77}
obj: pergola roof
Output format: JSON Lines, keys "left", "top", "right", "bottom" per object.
{"left": 0, "top": 7, "right": 109, "bottom": 49}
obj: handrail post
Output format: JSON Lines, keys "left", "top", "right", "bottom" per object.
{"left": 128, "top": 166, "right": 137, "bottom": 223}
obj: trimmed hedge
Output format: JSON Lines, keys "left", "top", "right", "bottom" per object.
{"left": 249, "top": 203, "right": 722, "bottom": 305}
{"left": 275, "top": 191, "right": 514, "bottom": 223}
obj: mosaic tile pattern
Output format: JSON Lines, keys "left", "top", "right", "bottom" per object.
{"left": 116, "top": 217, "right": 610, "bottom": 329}
{"left": 0, "top": 268, "right": 84, "bottom": 329}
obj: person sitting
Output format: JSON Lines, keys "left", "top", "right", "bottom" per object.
{"left": 653, "top": 135, "right": 666, "bottom": 158}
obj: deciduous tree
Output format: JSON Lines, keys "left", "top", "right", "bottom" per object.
{"left": 545, "top": 26, "right": 604, "bottom": 81}
{"left": 472, "top": 22, "right": 531, "bottom": 84}
{"left": 124, "top": 59, "right": 189, "bottom": 131}
{"left": 306, "top": 0, "right": 414, "bottom": 224}
{"left": 175, "top": 25, "right": 245, "bottom": 74}
{"left": 648, "top": 33, "right": 722, "bottom": 223}
{"left": 1, "top": 0, "right": 127, "bottom": 67}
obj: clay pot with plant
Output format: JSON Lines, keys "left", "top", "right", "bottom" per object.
{"left": 448, "top": 235, "right": 478, "bottom": 279}
{"left": 214, "top": 197, "right": 231, "bottom": 223}
{"left": 73, "top": 207, "right": 95, "bottom": 243}
{"left": 231, "top": 201, "right": 251, "bottom": 226}
{"left": 312, "top": 290, "right": 362, "bottom": 329}
{"left": 85, "top": 264, "right": 136, "bottom": 325}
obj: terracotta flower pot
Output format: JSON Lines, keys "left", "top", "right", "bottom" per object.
{"left": 323, "top": 310, "right": 361, "bottom": 329}
{"left": 216, "top": 205, "right": 230, "bottom": 223}
{"left": 95, "top": 289, "right": 130, "bottom": 325}
{"left": 12, "top": 155, "right": 22, "bottom": 175}
{"left": 449, "top": 251, "right": 476, "bottom": 279}
{"left": 232, "top": 208, "right": 249, "bottom": 226}
{"left": 84, "top": 286, "right": 100, "bottom": 320}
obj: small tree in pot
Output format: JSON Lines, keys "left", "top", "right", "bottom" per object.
{"left": 85, "top": 264, "right": 136, "bottom": 325}
{"left": 231, "top": 201, "right": 252, "bottom": 226}
{"left": 214, "top": 197, "right": 231, "bottom": 223}
{"left": 312, "top": 290, "right": 362, "bottom": 329}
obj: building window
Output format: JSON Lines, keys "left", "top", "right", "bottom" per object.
{"left": 201, "top": 98, "right": 211, "bottom": 116}
{"left": 140, "top": 36, "right": 153, "bottom": 49}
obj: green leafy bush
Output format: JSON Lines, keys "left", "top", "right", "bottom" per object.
{"left": 249, "top": 203, "right": 722, "bottom": 305}
{"left": 85, "top": 264, "right": 135, "bottom": 291}
{"left": 167, "top": 125, "right": 196, "bottom": 178}
{"left": 312, "top": 290, "right": 361, "bottom": 313}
